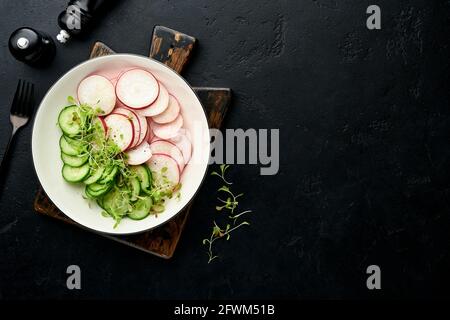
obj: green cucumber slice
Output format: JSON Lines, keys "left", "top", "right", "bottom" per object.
{"left": 59, "top": 135, "right": 81, "bottom": 156}
{"left": 128, "top": 197, "right": 152, "bottom": 220}
{"left": 85, "top": 182, "right": 112, "bottom": 198}
{"left": 64, "top": 136, "right": 88, "bottom": 151}
{"left": 62, "top": 164, "right": 90, "bottom": 183}
{"left": 129, "top": 177, "right": 141, "bottom": 202}
{"left": 83, "top": 166, "right": 105, "bottom": 185}
{"left": 58, "top": 105, "right": 84, "bottom": 137}
{"left": 61, "top": 152, "right": 89, "bottom": 167}
{"left": 102, "top": 188, "right": 130, "bottom": 218}
{"left": 98, "top": 165, "right": 118, "bottom": 184}
{"left": 131, "top": 165, "right": 152, "bottom": 194}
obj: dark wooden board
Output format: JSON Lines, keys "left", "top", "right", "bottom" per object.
{"left": 34, "top": 26, "right": 231, "bottom": 259}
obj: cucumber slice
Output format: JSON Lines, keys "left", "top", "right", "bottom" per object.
{"left": 85, "top": 182, "right": 112, "bottom": 198}
{"left": 60, "top": 135, "right": 81, "bottom": 156}
{"left": 58, "top": 105, "right": 84, "bottom": 137}
{"left": 83, "top": 166, "right": 105, "bottom": 185}
{"left": 61, "top": 152, "right": 89, "bottom": 167}
{"left": 129, "top": 177, "right": 141, "bottom": 202}
{"left": 98, "top": 165, "right": 118, "bottom": 184}
{"left": 131, "top": 165, "right": 152, "bottom": 194}
{"left": 102, "top": 188, "right": 130, "bottom": 218}
{"left": 128, "top": 197, "right": 152, "bottom": 220}
{"left": 64, "top": 136, "right": 88, "bottom": 151}
{"left": 62, "top": 164, "right": 90, "bottom": 183}
{"left": 97, "top": 198, "right": 105, "bottom": 210}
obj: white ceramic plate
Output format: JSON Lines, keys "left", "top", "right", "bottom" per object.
{"left": 32, "top": 54, "right": 210, "bottom": 235}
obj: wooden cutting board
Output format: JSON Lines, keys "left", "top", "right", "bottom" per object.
{"left": 34, "top": 26, "right": 231, "bottom": 259}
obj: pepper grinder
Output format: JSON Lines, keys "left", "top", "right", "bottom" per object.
{"left": 9, "top": 27, "right": 56, "bottom": 67}
{"left": 56, "top": 0, "right": 110, "bottom": 44}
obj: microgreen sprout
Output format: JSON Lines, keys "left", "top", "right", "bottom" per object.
{"left": 229, "top": 210, "right": 252, "bottom": 225}
{"left": 203, "top": 165, "right": 253, "bottom": 263}
{"left": 216, "top": 185, "right": 243, "bottom": 214}
{"left": 210, "top": 164, "right": 233, "bottom": 185}
{"left": 203, "top": 220, "right": 250, "bottom": 263}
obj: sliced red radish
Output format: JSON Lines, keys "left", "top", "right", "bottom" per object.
{"left": 150, "top": 140, "right": 185, "bottom": 171}
{"left": 78, "top": 75, "right": 116, "bottom": 115}
{"left": 151, "top": 114, "right": 184, "bottom": 140}
{"left": 152, "top": 95, "right": 180, "bottom": 124}
{"left": 116, "top": 69, "right": 159, "bottom": 109}
{"left": 135, "top": 113, "right": 148, "bottom": 145}
{"left": 137, "top": 83, "right": 169, "bottom": 117}
{"left": 94, "top": 117, "right": 108, "bottom": 137}
{"left": 147, "top": 154, "right": 180, "bottom": 188}
{"left": 169, "top": 132, "right": 192, "bottom": 164}
{"left": 111, "top": 107, "right": 141, "bottom": 148}
{"left": 104, "top": 113, "right": 135, "bottom": 151}
{"left": 145, "top": 118, "right": 155, "bottom": 142}
{"left": 126, "top": 141, "right": 152, "bottom": 165}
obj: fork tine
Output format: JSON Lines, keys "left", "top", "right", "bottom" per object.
{"left": 19, "top": 81, "right": 29, "bottom": 116}
{"left": 23, "top": 82, "right": 34, "bottom": 117}
{"left": 11, "top": 80, "right": 22, "bottom": 114}
{"left": 26, "top": 83, "right": 35, "bottom": 117}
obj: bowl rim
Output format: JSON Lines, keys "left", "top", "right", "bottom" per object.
{"left": 31, "top": 53, "right": 211, "bottom": 235}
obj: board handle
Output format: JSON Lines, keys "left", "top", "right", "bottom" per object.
{"left": 149, "top": 26, "right": 196, "bottom": 74}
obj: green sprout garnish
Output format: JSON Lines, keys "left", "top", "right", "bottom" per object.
{"left": 203, "top": 165, "right": 253, "bottom": 263}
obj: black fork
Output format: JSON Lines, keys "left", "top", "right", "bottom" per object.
{"left": 0, "top": 80, "right": 35, "bottom": 177}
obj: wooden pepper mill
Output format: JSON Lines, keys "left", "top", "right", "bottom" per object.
{"left": 57, "top": 0, "right": 112, "bottom": 44}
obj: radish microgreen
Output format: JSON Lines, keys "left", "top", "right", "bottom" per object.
{"left": 203, "top": 165, "right": 252, "bottom": 263}
{"left": 210, "top": 164, "right": 233, "bottom": 185}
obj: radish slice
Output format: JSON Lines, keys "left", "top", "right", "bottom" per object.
{"left": 151, "top": 95, "right": 180, "bottom": 124}
{"left": 169, "top": 132, "right": 192, "bottom": 164}
{"left": 151, "top": 114, "right": 184, "bottom": 140}
{"left": 95, "top": 117, "right": 108, "bottom": 137}
{"left": 116, "top": 69, "right": 159, "bottom": 109}
{"left": 147, "top": 154, "right": 180, "bottom": 188}
{"left": 112, "top": 108, "right": 141, "bottom": 148}
{"left": 126, "top": 141, "right": 152, "bottom": 165}
{"left": 150, "top": 140, "right": 185, "bottom": 171}
{"left": 137, "top": 83, "right": 169, "bottom": 117}
{"left": 136, "top": 113, "right": 148, "bottom": 145}
{"left": 78, "top": 75, "right": 116, "bottom": 115}
{"left": 145, "top": 118, "right": 155, "bottom": 142}
{"left": 104, "top": 114, "right": 135, "bottom": 151}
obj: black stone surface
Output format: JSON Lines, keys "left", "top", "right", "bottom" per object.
{"left": 0, "top": 0, "right": 449, "bottom": 299}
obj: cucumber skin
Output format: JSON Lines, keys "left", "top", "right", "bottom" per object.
{"left": 128, "top": 197, "right": 152, "bottom": 220}
{"left": 62, "top": 164, "right": 90, "bottom": 183}
{"left": 98, "top": 166, "right": 119, "bottom": 184}
{"left": 85, "top": 183, "right": 112, "bottom": 198}
{"left": 83, "top": 166, "right": 105, "bottom": 185}
{"left": 131, "top": 165, "right": 153, "bottom": 194}
{"left": 58, "top": 105, "right": 82, "bottom": 137}
{"left": 60, "top": 135, "right": 81, "bottom": 156}
{"left": 61, "top": 152, "right": 89, "bottom": 167}
{"left": 129, "top": 177, "right": 141, "bottom": 202}
{"left": 64, "top": 136, "right": 87, "bottom": 151}
{"left": 102, "top": 188, "right": 130, "bottom": 218}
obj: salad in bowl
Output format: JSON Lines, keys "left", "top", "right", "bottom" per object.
{"left": 32, "top": 54, "right": 210, "bottom": 234}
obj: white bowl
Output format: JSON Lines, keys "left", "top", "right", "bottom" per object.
{"left": 32, "top": 54, "right": 210, "bottom": 235}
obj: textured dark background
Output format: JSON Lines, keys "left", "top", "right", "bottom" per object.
{"left": 0, "top": 0, "right": 449, "bottom": 299}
